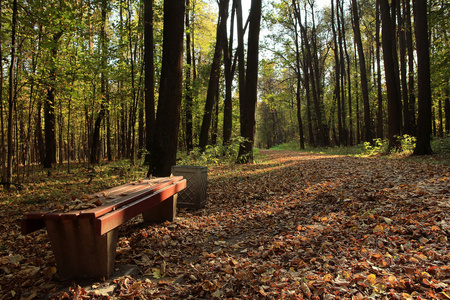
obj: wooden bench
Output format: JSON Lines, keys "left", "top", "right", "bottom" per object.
{"left": 21, "top": 176, "right": 186, "bottom": 279}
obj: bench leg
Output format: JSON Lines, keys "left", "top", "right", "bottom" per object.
{"left": 44, "top": 218, "right": 119, "bottom": 279}
{"left": 142, "top": 194, "right": 177, "bottom": 223}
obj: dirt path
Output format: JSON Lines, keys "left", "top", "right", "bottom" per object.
{"left": 1, "top": 150, "right": 449, "bottom": 299}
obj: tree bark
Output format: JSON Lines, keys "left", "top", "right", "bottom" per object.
{"left": 199, "top": 0, "right": 228, "bottom": 151}
{"left": 148, "top": 0, "right": 185, "bottom": 176}
{"left": 185, "top": 0, "right": 193, "bottom": 152}
{"left": 90, "top": 0, "right": 108, "bottom": 164}
{"left": 375, "top": 0, "right": 383, "bottom": 139}
{"left": 144, "top": 0, "right": 155, "bottom": 164}
{"left": 292, "top": 0, "right": 304, "bottom": 149}
{"left": 352, "top": 0, "right": 372, "bottom": 143}
{"left": 380, "top": 0, "right": 402, "bottom": 151}
{"left": 413, "top": 0, "right": 432, "bottom": 155}
{"left": 223, "top": 1, "right": 236, "bottom": 148}
{"left": 6, "top": 0, "right": 18, "bottom": 186}
{"left": 237, "top": 0, "right": 262, "bottom": 163}
{"left": 44, "top": 30, "right": 63, "bottom": 168}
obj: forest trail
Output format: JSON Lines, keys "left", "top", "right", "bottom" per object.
{"left": 1, "top": 150, "right": 449, "bottom": 299}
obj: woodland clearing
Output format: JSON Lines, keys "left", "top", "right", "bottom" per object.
{"left": 0, "top": 150, "right": 449, "bottom": 299}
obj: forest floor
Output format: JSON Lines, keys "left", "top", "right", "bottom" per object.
{"left": 1, "top": 150, "right": 450, "bottom": 299}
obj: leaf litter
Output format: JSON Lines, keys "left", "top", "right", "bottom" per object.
{"left": 0, "top": 150, "right": 449, "bottom": 299}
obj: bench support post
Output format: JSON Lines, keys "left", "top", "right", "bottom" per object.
{"left": 142, "top": 194, "right": 177, "bottom": 223}
{"left": 45, "top": 218, "right": 119, "bottom": 279}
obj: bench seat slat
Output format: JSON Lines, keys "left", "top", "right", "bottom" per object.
{"left": 79, "top": 177, "right": 183, "bottom": 219}
{"left": 97, "top": 179, "right": 186, "bottom": 235}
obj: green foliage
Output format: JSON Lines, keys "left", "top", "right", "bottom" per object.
{"left": 177, "top": 137, "right": 247, "bottom": 166}
{"left": 431, "top": 136, "right": 450, "bottom": 154}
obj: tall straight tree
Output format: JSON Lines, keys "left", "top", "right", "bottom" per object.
{"left": 351, "top": 0, "right": 372, "bottom": 143}
{"left": 90, "top": 0, "right": 109, "bottom": 164}
{"left": 185, "top": 0, "right": 193, "bottom": 152}
{"left": 148, "top": 0, "right": 185, "bottom": 176}
{"left": 413, "top": 0, "right": 432, "bottom": 155}
{"left": 144, "top": 0, "right": 155, "bottom": 164}
{"left": 222, "top": 1, "right": 236, "bottom": 148}
{"left": 199, "top": 0, "right": 229, "bottom": 151}
{"left": 380, "top": 0, "right": 402, "bottom": 150}
{"left": 237, "top": 0, "right": 262, "bottom": 163}
{"left": 6, "top": 0, "right": 18, "bottom": 187}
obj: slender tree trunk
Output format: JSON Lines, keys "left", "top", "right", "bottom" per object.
{"left": 144, "top": 0, "right": 155, "bottom": 163}
{"left": 0, "top": 0, "right": 5, "bottom": 180}
{"left": 148, "top": 0, "right": 185, "bottom": 176}
{"left": 331, "top": 0, "right": 342, "bottom": 146}
{"left": 445, "top": 97, "right": 450, "bottom": 134}
{"left": 292, "top": 0, "right": 304, "bottom": 149}
{"left": 185, "top": 0, "right": 193, "bottom": 152}
{"left": 341, "top": 1, "right": 353, "bottom": 145}
{"left": 398, "top": 0, "right": 410, "bottom": 135}
{"left": 380, "top": 0, "right": 402, "bottom": 150}
{"left": 237, "top": 0, "right": 262, "bottom": 163}
{"left": 90, "top": 0, "right": 108, "bottom": 164}
{"left": 413, "top": 0, "right": 432, "bottom": 155}
{"left": 199, "top": 0, "right": 228, "bottom": 151}
{"left": 223, "top": 1, "right": 235, "bottom": 148}
{"left": 6, "top": 0, "right": 18, "bottom": 186}
{"left": 44, "top": 31, "right": 63, "bottom": 169}
{"left": 405, "top": 0, "right": 416, "bottom": 135}
{"left": 352, "top": 0, "right": 372, "bottom": 143}
{"left": 376, "top": 0, "right": 383, "bottom": 139}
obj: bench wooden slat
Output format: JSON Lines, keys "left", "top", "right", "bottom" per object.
{"left": 96, "top": 179, "right": 186, "bottom": 235}
{"left": 79, "top": 176, "right": 183, "bottom": 219}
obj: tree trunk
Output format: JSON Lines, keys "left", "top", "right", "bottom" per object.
{"left": 223, "top": 1, "right": 236, "bottom": 149}
{"left": 148, "top": 0, "right": 185, "bottom": 176}
{"left": 398, "top": 0, "right": 410, "bottom": 135}
{"left": 144, "top": 0, "right": 155, "bottom": 164}
{"left": 44, "top": 30, "right": 63, "bottom": 168}
{"left": 413, "top": 0, "right": 432, "bottom": 155}
{"left": 237, "top": 0, "right": 262, "bottom": 163}
{"left": 376, "top": 0, "right": 383, "bottom": 139}
{"left": 331, "top": 0, "right": 342, "bottom": 146}
{"left": 90, "top": 0, "right": 108, "bottom": 164}
{"left": 185, "top": 0, "right": 193, "bottom": 152}
{"left": 6, "top": 0, "right": 17, "bottom": 186}
{"left": 199, "top": 0, "right": 228, "bottom": 151}
{"left": 405, "top": 0, "right": 416, "bottom": 135}
{"left": 0, "top": 0, "right": 5, "bottom": 180}
{"left": 352, "top": 0, "right": 372, "bottom": 143}
{"left": 380, "top": 0, "right": 402, "bottom": 150}
{"left": 445, "top": 97, "right": 450, "bottom": 134}
{"left": 292, "top": 0, "right": 304, "bottom": 149}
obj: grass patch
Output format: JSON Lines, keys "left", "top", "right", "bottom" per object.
{"left": 270, "top": 136, "right": 450, "bottom": 165}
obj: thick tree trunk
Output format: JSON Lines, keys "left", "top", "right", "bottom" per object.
{"left": 199, "top": 0, "right": 228, "bottom": 151}
{"left": 237, "top": 0, "right": 262, "bottom": 163}
{"left": 352, "top": 0, "right": 372, "bottom": 143}
{"left": 148, "top": 0, "right": 185, "bottom": 176}
{"left": 413, "top": 0, "right": 433, "bottom": 155}
{"left": 380, "top": 0, "right": 402, "bottom": 151}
